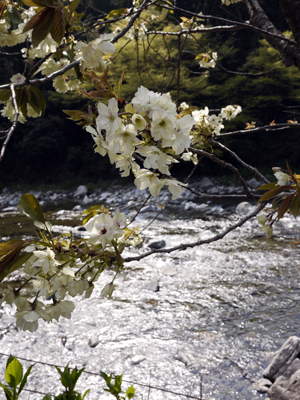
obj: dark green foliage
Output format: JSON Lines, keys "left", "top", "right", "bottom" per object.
{"left": 1, "top": 0, "right": 300, "bottom": 186}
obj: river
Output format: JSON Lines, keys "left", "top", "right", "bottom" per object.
{"left": 0, "top": 186, "right": 300, "bottom": 400}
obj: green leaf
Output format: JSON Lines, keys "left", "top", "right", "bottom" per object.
{"left": 18, "top": 193, "right": 45, "bottom": 223}
{"left": 69, "top": 0, "right": 81, "bottom": 13}
{"left": 18, "top": 364, "right": 34, "bottom": 396}
{"left": 100, "top": 371, "right": 111, "bottom": 386}
{"left": 9, "top": 7, "right": 23, "bottom": 25}
{"left": 114, "top": 374, "right": 123, "bottom": 391}
{"left": 5, "top": 357, "right": 23, "bottom": 388}
{"left": 290, "top": 191, "right": 300, "bottom": 218}
{"left": 256, "top": 182, "right": 277, "bottom": 191}
{"left": 126, "top": 385, "right": 135, "bottom": 399}
{"left": 82, "top": 389, "right": 90, "bottom": 399}
{"left": 0, "top": 239, "right": 27, "bottom": 282}
{"left": 0, "top": 252, "right": 33, "bottom": 282}
{"left": 106, "top": 8, "right": 125, "bottom": 19}
{"left": 6, "top": 355, "right": 15, "bottom": 369}
{"left": 0, "top": 89, "right": 11, "bottom": 102}
{"left": 115, "top": 70, "right": 124, "bottom": 99}
{"left": 0, "top": 382, "right": 13, "bottom": 399}
{"left": 16, "top": 87, "right": 28, "bottom": 119}
{"left": 101, "top": 283, "right": 114, "bottom": 298}
{"left": 27, "top": 86, "right": 47, "bottom": 116}
{"left": 82, "top": 205, "right": 108, "bottom": 225}
{"left": 42, "top": 395, "right": 52, "bottom": 400}
{"left": 55, "top": 366, "right": 73, "bottom": 389}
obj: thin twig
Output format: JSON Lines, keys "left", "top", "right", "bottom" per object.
{"left": 218, "top": 123, "right": 300, "bottom": 137}
{"left": 216, "top": 59, "right": 284, "bottom": 76}
{"left": 126, "top": 194, "right": 151, "bottom": 227}
{"left": 185, "top": 186, "right": 260, "bottom": 200}
{"left": 111, "top": 39, "right": 132, "bottom": 61}
{"left": 146, "top": 24, "right": 243, "bottom": 35}
{"left": 142, "top": 37, "right": 159, "bottom": 91}
{"left": 164, "top": 1, "right": 202, "bottom": 91}
{"left": 0, "top": 61, "right": 81, "bottom": 90}
{"left": 211, "top": 139, "right": 269, "bottom": 184}
{"left": 140, "top": 194, "right": 172, "bottom": 233}
{"left": 111, "top": 0, "right": 155, "bottom": 44}
{"left": 189, "top": 147, "right": 255, "bottom": 199}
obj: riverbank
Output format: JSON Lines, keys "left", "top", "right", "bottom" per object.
{"left": 0, "top": 175, "right": 262, "bottom": 211}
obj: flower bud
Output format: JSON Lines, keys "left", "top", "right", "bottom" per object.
{"left": 132, "top": 114, "right": 147, "bottom": 131}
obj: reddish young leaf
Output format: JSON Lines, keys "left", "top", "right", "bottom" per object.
{"left": 32, "top": 7, "right": 56, "bottom": 47}
{"left": 290, "top": 191, "right": 300, "bottom": 218}
{"left": 286, "top": 161, "right": 299, "bottom": 186}
{"left": 50, "top": 6, "right": 66, "bottom": 44}
{"left": 23, "top": 7, "right": 55, "bottom": 47}
{"left": 258, "top": 185, "right": 292, "bottom": 203}
{"left": 78, "top": 89, "right": 112, "bottom": 101}
{"left": 257, "top": 182, "right": 277, "bottom": 191}
{"left": 63, "top": 109, "right": 95, "bottom": 127}
{"left": 0, "top": 1, "right": 6, "bottom": 19}
{"left": 277, "top": 193, "right": 294, "bottom": 220}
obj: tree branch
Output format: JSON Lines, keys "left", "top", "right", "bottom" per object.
{"left": 211, "top": 139, "right": 269, "bottom": 184}
{"left": 110, "top": 0, "right": 155, "bottom": 44}
{"left": 123, "top": 202, "right": 267, "bottom": 262}
{"left": 145, "top": 25, "right": 244, "bottom": 36}
{"left": 0, "top": 61, "right": 80, "bottom": 90}
{"left": 0, "top": 85, "right": 19, "bottom": 163}
{"left": 185, "top": 185, "right": 260, "bottom": 200}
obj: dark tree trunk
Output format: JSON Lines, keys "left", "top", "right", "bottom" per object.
{"left": 243, "top": 0, "right": 300, "bottom": 70}
{"left": 277, "top": 0, "right": 300, "bottom": 48}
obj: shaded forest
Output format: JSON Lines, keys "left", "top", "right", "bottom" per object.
{"left": 1, "top": 0, "right": 300, "bottom": 188}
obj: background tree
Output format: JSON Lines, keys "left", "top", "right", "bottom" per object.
{"left": 1, "top": 0, "right": 300, "bottom": 186}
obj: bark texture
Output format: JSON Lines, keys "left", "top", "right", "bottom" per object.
{"left": 277, "top": 0, "right": 300, "bottom": 48}
{"left": 242, "top": 0, "right": 300, "bottom": 70}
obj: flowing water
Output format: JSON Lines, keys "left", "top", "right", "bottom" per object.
{"left": 1, "top": 193, "right": 300, "bottom": 400}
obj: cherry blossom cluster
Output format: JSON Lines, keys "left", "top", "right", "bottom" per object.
{"left": 190, "top": 104, "right": 242, "bottom": 148}
{"left": 87, "top": 86, "right": 195, "bottom": 198}
{"left": 199, "top": 52, "right": 218, "bottom": 69}
{"left": 0, "top": 207, "right": 142, "bottom": 332}
{"left": 86, "top": 87, "right": 242, "bottom": 199}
